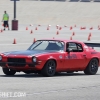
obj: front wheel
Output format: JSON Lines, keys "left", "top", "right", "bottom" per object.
{"left": 84, "top": 59, "right": 98, "bottom": 75}
{"left": 2, "top": 68, "right": 16, "bottom": 75}
{"left": 41, "top": 60, "right": 56, "bottom": 77}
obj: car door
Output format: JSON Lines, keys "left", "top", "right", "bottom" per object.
{"left": 64, "top": 42, "right": 87, "bottom": 70}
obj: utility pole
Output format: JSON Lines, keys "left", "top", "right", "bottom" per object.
{"left": 11, "top": 0, "right": 19, "bottom": 30}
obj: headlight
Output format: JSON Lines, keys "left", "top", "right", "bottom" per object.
{"left": 32, "top": 57, "right": 37, "bottom": 62}
{"left": 0, "top": 56, "right": 2, "bottom": 60}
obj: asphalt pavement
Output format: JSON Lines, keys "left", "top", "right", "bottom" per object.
{"left": 0, "top": 24, "right": 100, "bottom": 100}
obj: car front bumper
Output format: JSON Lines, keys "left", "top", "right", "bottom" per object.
{"left": 0, "top": 62, "right": 38, "bottom": 68}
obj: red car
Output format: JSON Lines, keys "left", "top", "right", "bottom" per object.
{"left": 0, "top": 39, "right": 100, "bottom": 77}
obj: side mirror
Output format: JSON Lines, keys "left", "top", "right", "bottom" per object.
{"left": 66, "top": 48, "right": 73, "bottom": 53}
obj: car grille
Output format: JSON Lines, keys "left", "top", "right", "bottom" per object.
{"left": 7, "top": 58, "right": 26, "bottom": 67}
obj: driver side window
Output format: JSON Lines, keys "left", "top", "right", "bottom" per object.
{"left": 66, "top": 42, "right": 83, "bottom": 52}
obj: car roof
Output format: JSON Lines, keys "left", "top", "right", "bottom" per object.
{"left": 37, "top": 39, "right": 84, "bottom": 44}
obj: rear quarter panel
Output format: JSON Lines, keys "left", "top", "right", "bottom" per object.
{"left": 84, "top": 47, "right": 100, "bottom": 67}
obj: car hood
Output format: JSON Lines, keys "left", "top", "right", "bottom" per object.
{"left": 3, "top": 50, "right": 58, "bottom": 56}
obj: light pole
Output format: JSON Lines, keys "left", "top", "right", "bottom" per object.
{"left": 11, "top": 0, "right": 19, "bottom": 30}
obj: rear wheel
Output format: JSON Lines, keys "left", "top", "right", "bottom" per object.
{"left": 84, "top": 59, "right": 98, "bottom": 75}
{"left": 2, "top": 68, "right": 16, "bottom": 75}
{"left": 41, "top": 60, "right": 56, "bottom": 77}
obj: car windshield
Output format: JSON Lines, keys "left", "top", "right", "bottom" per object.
{"left": 28, "top": 40, "right": 64, "bottom": 51}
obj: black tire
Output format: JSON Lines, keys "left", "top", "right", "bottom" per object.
{"left": 41, "top": 60, "right": 56, "bottom": 77}
{"left": 84, "top": 59, "right": 98, "bottom": 75}
{"left": 2, "top": 68, "right": 16, "bottom": 75}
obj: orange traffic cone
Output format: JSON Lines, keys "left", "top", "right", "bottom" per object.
{"left": 56, "top": 31, "right": 59, "bottom": 35}
{"left": 26, "top": 27, "right": 28, "bottom": 30}
{"left": 72, "top": 32, "right": 75, "bottom": 36}
{"left": 59, "top": 27, "right": 62, "bottom": 30}
{"left": 33, "top": 38, "right": 36, "bottom": 43}
{"left": 47, "top": 27, "right": 49, "bottom": 30}
{"left": 1, "top": 29, "right": 3, "bottom": 32}
{"left": 90, "top": 27, "right": 93, "bottom": 30}
{"left": 70, "top": 36, "right": 72, "bottom": 40}
{"left": 30, "top": 30, "right": 33, "bottom": 34}
{"left": 13, "top": 38, "right": 17, "bottom": 44}
{"left": 89, "top": 33, "right": 92, "bottom": 37}
{"left": 83, "top": 27, "right": 86, "bottom": 29}
{"left": 98, "top": 27, "right": 100, "bottom": 30}
{"left": 70, "top": 26, "right": 72, "bottom": 30}
{"left": 88, "top": 36, "right": 91, "bottom": 41}
{"left": 35, "top": 27, "right": 38, "bottom": 30}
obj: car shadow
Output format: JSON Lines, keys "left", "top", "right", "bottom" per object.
{"left": 0, "top": 73, "right": 42, "bottom": 78}
{"left": 55, "top": 72, "right": 100, "bottom": 77}
{"left": 0, "top": 72, "right": 99, "bottom": 78}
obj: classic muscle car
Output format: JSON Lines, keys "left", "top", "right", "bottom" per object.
{"left": 0, "top": 39, "right": 100, "bottom": 77}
